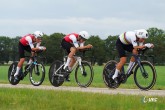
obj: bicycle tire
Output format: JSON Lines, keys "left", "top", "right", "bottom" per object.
{"left": 29, "top": 63, "right": 45, "bottom": 86}
{"left": 134, "top": 61, "right": 157, "bottom": 90}
{"left": 8, "top": 62, "right": 20, "bottom": 85}
{"left": 102, "top": 60, "right": 120, "bottom": 89}
{"left": 75, "top": 61, "right": 94, "bottom": 87}
{"left": 48, "top": 60, "right": 65, "bottom": 87}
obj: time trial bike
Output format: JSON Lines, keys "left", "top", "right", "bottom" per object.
{"left": 103, "top": 48, "right": 157, "bottom": 90}
{"left": 49, "top": 49, "right": 94, "bottom": 87}
{"left": 8, "top": 51, "right": 46, "bottom": 86}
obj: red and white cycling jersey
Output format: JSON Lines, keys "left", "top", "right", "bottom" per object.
{"left": 20, "top": 34, "right": 40, "bottom": 48}
{"left": 64, "top": 33, "right": 84, "bottom": 48}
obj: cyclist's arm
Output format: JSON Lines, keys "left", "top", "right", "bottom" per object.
{"left": 130, "top": 37, "right": 145, "bottom": 49}
{"left": 69, "top": 35, "right": 92, "bottom": 50}
{"left": 69, "top": 35, "right": 79, "bottom": 48}
{"left": 25, "top": 36, "right": 42, "bottom": 51}
{"left": 80, "top": 42, "right": 84, "bottom": 47}
{"left": 134, "top": 45, "right": 146, "bottom": 49}
{"left": 36, "top": 42, "right": 41, "bottom": 48}
{"left": 134, "top": 42, "right": 154, "bottom": 49}
{"left": 76, "top": 44, "right": 93, "bottom": 50}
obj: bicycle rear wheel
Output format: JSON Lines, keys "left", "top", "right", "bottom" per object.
{"left": 102, "top": 60, "right": 119, "bottom": 88}
{"left": 134, "top": 61, "right": 157, "bottom": 90}
{"left": 29, "top": 63, "right": 45, "bottom": 86}
{"left": 8, "top": 62, "right": 20, "bottom": 85}
{"left": 75, "top": 61, "right": 94, "bottom": 87}
{"left": 49, "top": 60, "right": 65, "bottom": 87}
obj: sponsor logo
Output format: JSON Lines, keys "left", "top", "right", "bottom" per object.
{"left": 142, "top": 96, "right": 158, "bottom": 103}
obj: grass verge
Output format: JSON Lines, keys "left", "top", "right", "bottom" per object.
{"left": 0, "top": 88, "right": 164, "bottom": 110}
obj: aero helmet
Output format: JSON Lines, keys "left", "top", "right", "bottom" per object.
{"left": 34, "top": 31, "right": 44, "bottom": 38}
{"left": 79, "top": 31, "right": 89, "bottom": 40}
{"left": 135, "top": 29, "right": 148, "bottom": 39}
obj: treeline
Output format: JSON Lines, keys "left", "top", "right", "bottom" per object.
{"left": 0, "top": 27, "right": 165, "bottom": 65}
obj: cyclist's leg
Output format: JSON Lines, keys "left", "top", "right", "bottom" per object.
{"left": 61, "top": 39, "right": 75, "bottom": 71}
{"left": 68, "top": 49, "right": 77, "bottom": 69}
{"left": 113, "top": 57, "right": 127, "bottom": 79}
{"left": 14, "top": 43, "right": 31, "bottom": 78}
{"left": 112, "top": 39, "right": 127, "bottom": 82}
{"left": 65, "top": 47, "right": 76, "bottom": 69}
{"left": 126, "top": 46, "right": 137, "bottom": 71}
{"left": 27, "top": 51, "right": 35, "bottom": 64}
{"left": 14, "top": 42, "right": 26, "bottom": 78}
{"left": 14, "top": 58, "right": 25, "bottom": 77}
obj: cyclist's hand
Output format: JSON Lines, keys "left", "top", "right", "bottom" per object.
{"left": 38, "top": 46, "right": 46, "bottom": 51}
{"left": 86, "top": 44, "right": 93, "bottom": 48}
{"left": 144, "top": 43, "right": 154, "bottom": 48}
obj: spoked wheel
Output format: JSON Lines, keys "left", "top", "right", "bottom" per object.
{"left": 75, "top": 61, "right": 94, "bottom": 87}
{"left": 8, "top": 62, "right": 20, "bottom": 85}
{"left": 29, "top": 63, "right": 45, "bottom": 86}
{"left": 49, "top": 60, "right": 65, "bottom": 87}
{"left": 134, "top": 61, "right": 156, "bottom": 90}
{"left": 102, "top": 60, "right": 120, "bottom": 88}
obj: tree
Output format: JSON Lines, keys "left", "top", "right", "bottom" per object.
{"left": 9, "top": 37, "right": 20, "bottom": 61}
{"left": 0, "top": 36, "right": 12, "bottom": 63}
{"left": 42, "top": 33, "right": 65, "bottom": 64}
{"left": 104, "top": 35, "right": 118, "bottom": 61}
{"left": 147, "top": 28, "right": 165, "bottom": 64}
{"left": 86, "top": 35, "right": 106, "bottom": 65}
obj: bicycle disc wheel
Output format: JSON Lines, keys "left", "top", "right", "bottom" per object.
{"left": 134, "top": 61, "right": 157, "bottom": 90}
{"left": 75, "top": 61, "right": 94, "bottom": 87}
{"left": 102, "top": 60, "right": 119, "bottom": 88}
{"left": 49, "top": 60, "right": 65, "bottom": 87}
{"left": 29, "top": 63, "right": 45, "bottom": 86}
{"left": 8, "top": 62, "right": 20, "bottom": 85}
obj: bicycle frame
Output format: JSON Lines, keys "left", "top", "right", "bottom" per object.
{"left": 22, "top": 56, "right": 40, "bottom": 77}
{"left": 52, "top": 56, "right": 83, "bottom": 77}
{"left": 124, "top": 54, "right": 147, "bottom": 78}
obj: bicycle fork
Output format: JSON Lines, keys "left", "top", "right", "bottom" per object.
{"left": 77, "top": 57, "right": 87, "bottom": 76}
{"left": 70, "top": 56, "right": 83, "bottom": 73}
{"left": 134, "top": 55, "right": 148, "bottom": 78}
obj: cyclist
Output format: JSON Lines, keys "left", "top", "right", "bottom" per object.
{"left": 61, "top": 31, "right": 93, "bottom": 81}
{"left": 112, "top": 29, "right": 154, "bottom": 83}
{"left": 14, "top": 31, "right": 46, "bottom": 80}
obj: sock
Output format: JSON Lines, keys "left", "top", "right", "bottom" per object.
{"left": 14, "top": 67, "right": 21, "bottom": 76}
{"left": 64, "top": 57, "right": 71, "bottom": 69}
{"left": 127, "top": 61, "right": 135, "bottom": 71}
{"left": 27, "top": 59, "right": 33, "bottom": 64}
{"left": 112, "top": 69, "right": 119, "bottom": 79}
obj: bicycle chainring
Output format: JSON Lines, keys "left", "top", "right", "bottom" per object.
{"left": 118, "top": 73, "right": 127, "bottom": 83}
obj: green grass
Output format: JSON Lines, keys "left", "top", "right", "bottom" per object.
{"left": 0, "top": 65, "right": 164, "bottom": 110}
{"left": 0, "top": 65, "right": 164, "bottom": 89}
{"left": 0, "top": 88, "right": 164, "bottom": 110}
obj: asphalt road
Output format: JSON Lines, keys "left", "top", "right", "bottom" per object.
{"left": 0, "top": 84, "right": 165, "bottom": 97}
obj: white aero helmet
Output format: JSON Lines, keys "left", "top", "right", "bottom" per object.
{"left": 135, "top": 29, "right": 148, "bottom": 39}
{"left": 34, "top": 31, "right": 44, "bottom": 38}
{"left": 79, "top": 31, "right": 89, "bottom": 40}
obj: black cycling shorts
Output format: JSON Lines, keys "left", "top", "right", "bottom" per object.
{"left": 61, "top": 39, "right": 74, "bottom": 54}
{"left": 18, "top": 42, "right": 31, "bottom": 58}
{"left": 116, "top": 38, "right": 134, "bottom": 58}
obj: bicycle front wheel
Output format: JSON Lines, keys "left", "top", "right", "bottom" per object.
{"left": 134, "top": 61, "right": 157, "bottom": 90}
{"left": 29, "top": 63, "right": 45, "bottom": 86}
{"left": 75, "top": 61, "right": 94, "bottom": 87}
